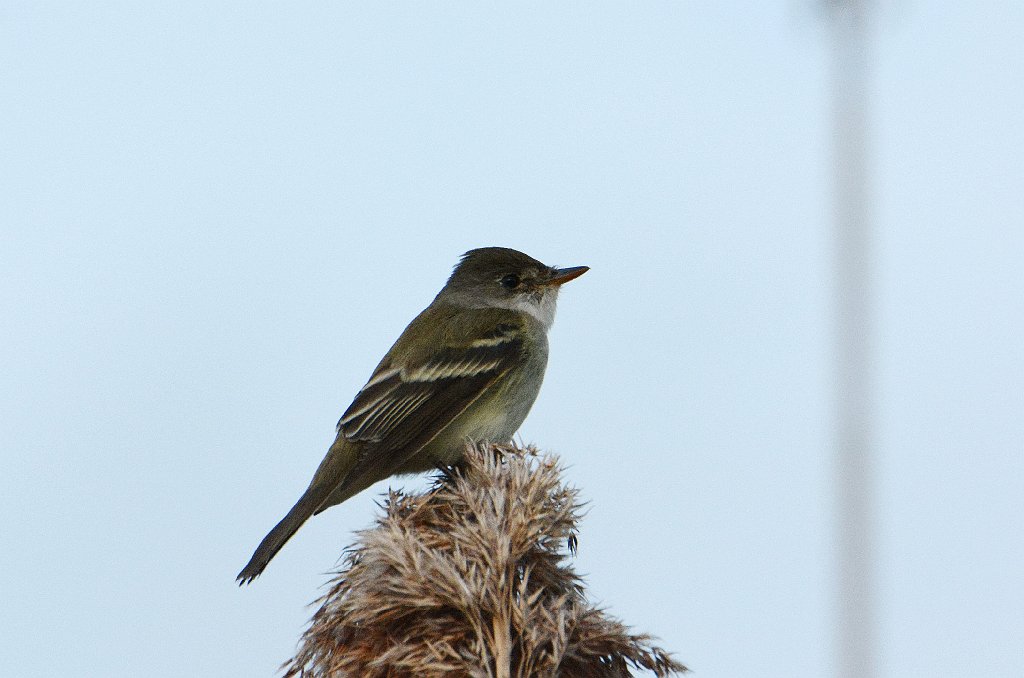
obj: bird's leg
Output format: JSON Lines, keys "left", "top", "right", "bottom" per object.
{"left": 433, "top": 460, "right": 460, "bottom": 486}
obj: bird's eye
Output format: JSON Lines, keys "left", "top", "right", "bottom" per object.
{"left": 499, "top": 274, "right": 520, "bottom": 289}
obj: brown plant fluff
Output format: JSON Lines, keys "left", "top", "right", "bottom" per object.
{"left": 283, "top": 442, "right": 687, "bottom": 678}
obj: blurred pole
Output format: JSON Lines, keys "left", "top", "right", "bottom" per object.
{"left": 826, "top": 1, "right": 876, "bottom": 678}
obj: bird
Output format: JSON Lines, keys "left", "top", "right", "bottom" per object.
{"left": 236, "top": 247, "right": 588, "bottom": 584}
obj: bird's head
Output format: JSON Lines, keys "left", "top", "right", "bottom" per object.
{"left": 439, "top": 247, "right": 588, "bottom": 328}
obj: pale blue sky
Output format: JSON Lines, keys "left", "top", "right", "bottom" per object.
{"left": 1, "top": 3, "right": 1021, "bottom": 677}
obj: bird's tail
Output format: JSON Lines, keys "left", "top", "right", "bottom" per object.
{"left": 236, "top": 488, "right": 325, "bottom": 585}
{"left": 236, "top": 439, "right": 362, "bottom": 585}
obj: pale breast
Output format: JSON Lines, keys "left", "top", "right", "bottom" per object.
{"left": 419, "top": 332, "right": 549, "bottom": 467}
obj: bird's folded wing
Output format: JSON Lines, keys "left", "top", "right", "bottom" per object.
{"left": 327, "top": 323, "right": 523, "bottom": 498}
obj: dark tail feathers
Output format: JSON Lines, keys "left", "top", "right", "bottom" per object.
{"left": 236, "top": 491, "right": 323, "bottom": 585}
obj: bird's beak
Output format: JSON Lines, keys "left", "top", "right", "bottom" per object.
{"left": 542, "top": 265, "right": 589, "bottom": 287}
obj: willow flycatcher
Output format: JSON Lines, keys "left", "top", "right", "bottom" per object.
{"left": 237, "top": 247, "right": 587, "bottom": 584}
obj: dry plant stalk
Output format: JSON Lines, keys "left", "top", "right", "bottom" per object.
{"left": 284, "top": 442, "right": 687, "bottom": 678}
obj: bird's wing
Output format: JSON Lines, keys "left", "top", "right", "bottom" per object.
{"left": 322, "top": 322, "right": 524, "bottom": 505}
